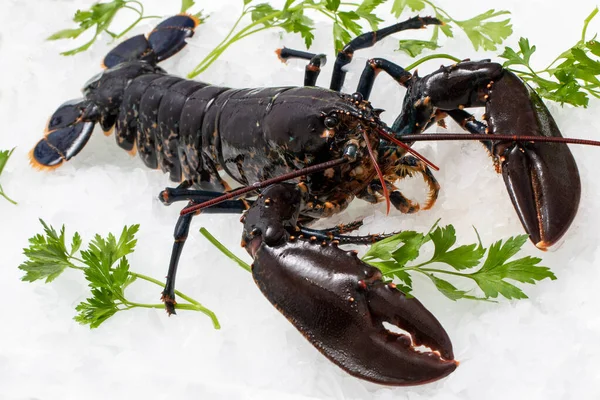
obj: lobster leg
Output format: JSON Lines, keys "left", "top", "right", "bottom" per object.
{"left": 330, "top": 16, "right": 442, "bottom": 92}
{"left": 356, "top": 58, "right": 412, "bottom": 100}
{"left": 243, "top": 183, "right": 457, "bottom": 385}
{"left": 275, "top": 48, "right": 327, "bottom": 86}
{"left": 160, "top": 191, "right": 250, "bottom": 314}
{"left": 297, "top": 226, "right": 397, "bottom": 245}
{"left": 358, "top": 155, "right": 440, "bottom": 213}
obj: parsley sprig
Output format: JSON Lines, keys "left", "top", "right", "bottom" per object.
{"left": 391, "top": 0, "right": 512, "bottom": 58}
{"left": 202, "top": 222, "right": 555, "bottom": 302}
{"left": 0, "top": 148, "right": 17, "bottom": 205}
{"left": 362, "top": 222, "right": 555, "bottom": 300}
{"left": 500, "top": 8, "right": 600, "bottom": 107}
{"left": 19, "top": 220, "right": 219, "bottom": 329}
{"left": 187, "top": 0, "right": 388, "bottom": 78}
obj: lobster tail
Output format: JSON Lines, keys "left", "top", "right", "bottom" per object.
{"left": 30, "top": 99, "right": 98, "bottom": 170}
{"left": 102, "top": 14, "right": 199, "bottom": 68}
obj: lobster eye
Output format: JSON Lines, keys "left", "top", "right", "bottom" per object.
{"left": 324, "top": 115, "right": 339, "bottom": 129}
{"left": 352, "top": 92, "right": 363, "bottom": 102}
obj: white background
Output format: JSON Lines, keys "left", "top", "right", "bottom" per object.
{"left": 1, "top": 0, "right": 600, "bottom": 399}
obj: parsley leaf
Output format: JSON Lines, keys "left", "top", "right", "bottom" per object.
{"left": 19, "top": 221, "right": 219, "bottom": 329}
{"left": 49, "top": 0, "right": 164, "bottom": 56}
{"left": 20, "top": 220, "right": 74, "bottom": 283}
{"left": 392, "top": 3, "right": 512, "bottom": 58}
{"left": 391, "top": 0, "right": 426, "bottom": 17}
{"left": 398, "top": 39, "right": 440, "bottom": 57}
{"left": 362, "top": 222, "right": 555, "bottom": 301}
{"left": 0, "top": 148, "right": 16, "bottom": 204}
{"left": 181, "top": 0, "right": 195, "bottom": 13}
{"left": 500, "top": 7, "right": 600, "bottom": 107}
{"left": 189, "top": 0, "right": 393, "bottom": 77}
{"left": 454, "top": 10, "right": 512, "bottom": 51}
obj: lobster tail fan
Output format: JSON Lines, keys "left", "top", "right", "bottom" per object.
{"left": 30, "top": 99, "right": 97, "bottom": 170}
{"left": 102, "top": 14, "right": 199, "bottom": 69}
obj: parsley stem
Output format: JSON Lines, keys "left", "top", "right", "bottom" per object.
{"left": 405, "top": 53, "right": 462, "bottom": 71}
{"left": 67, "top": 254, "right": 220, "bottom": 328}
{"left": 416, "top": 267, "right": 474, "bottom": 279}
{"left": 0, "top": 186, "right": 16, "bottom": 205}
{"left": 199, "top": 228, "right": 252, "bottom": 272}
{"left": 127, "top": 270, "right": 221, "bottom": 328}
{"left": 581, "top": 7, "right": 598, "bottom": 43}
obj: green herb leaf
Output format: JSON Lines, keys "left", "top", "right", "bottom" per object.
{"left": 398, "top": 39, "right": 440, "bottom": 57}
{"left": 251, "top": 3, "right": 277, "bottom": 25}
{"left": 74, "top": 288, "right": 119, "bottom": 328}
{"left": 0, "top": 147, "right": 16, "bottom": 204}
{"left": 455, "top": 10, "right": 512, "bottom": 51}
{"left": 356, "top": 0, "right": 385, "bottom": 30}
{"left": 0, "top": 148, "right": 15, "bottom": 176}
{"left": 181, "top": 0, "right": 195, "bottom": 13}
{"left": 359, "top": 222, "right": 554, "bottom": 302}
{"left": 20, "top": 221, "right": 218, "bottom": 328}
{"left": 50, "top": 0, "right": 162, "bottom": 56}
{"left": 469, "top": 236, "right": 556, "bottom": 299}
{"left": 19, "top": 220, "right": 75, "bottom": 283}
{"left": 391, "top": 0, "right": 426, "bottom": 18}
{"left": 429, "top": 226, "right": 485, "bottom": 270}
{"left": 47, "top": 28, "right": 87, "bottom": 41}
{"left": 501, "top": 8, "right": 600, "bottom": 107}
{"left": 280, "top": 8, "right": 315, "bottom": 48}
{"left": 333, "top": 21, "right": 352, "bottom": 52}
{"left": 325, "top": 0, "right": 341, "bottom": 12}
{"left": 428, "top": 275, "right": 474, "bottom": 301}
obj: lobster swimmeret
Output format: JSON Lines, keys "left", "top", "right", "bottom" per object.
{"left": 31, "top": 14, "right": 599, "bottom": 385}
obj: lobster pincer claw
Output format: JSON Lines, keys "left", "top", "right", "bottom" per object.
{"left": 250, "top": 240, "right": 457, "bottom": 385}
{"left": 242, "top": 183, "right": 456, "bottom": 385}
{"left": 486, "top": 74, "right": 581, "bottom": 249}
{"left": 500, "top": 141, "right": 581, "bottom": 249}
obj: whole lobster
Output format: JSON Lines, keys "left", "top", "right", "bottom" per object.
{"left": 30, "top": 15, "right": 600, "bottom": 385}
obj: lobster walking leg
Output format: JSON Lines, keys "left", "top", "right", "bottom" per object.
{"left": 243, "top": 183, "right": 457, "bottom": 385}
{"left": 160, "top": 190, "right": 250, "bottom": 314}
{"left": 356, "top": 58, "right": 412, "bottom": 100}
{"left": 276, "top": 48, "right": 327, "bottom": 86}
{"left": 330, "top": 16, "right": 442, "bottom": 91}
{"left": 296, "top": 226, "right": 397, "bottom": 244}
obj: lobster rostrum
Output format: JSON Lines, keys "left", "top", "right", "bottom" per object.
{"left": 30, "top": 15, "right": 600, "bottom": 385}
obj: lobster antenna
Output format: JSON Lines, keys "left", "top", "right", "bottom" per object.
{"left": 180, "top": 156, "right": 350, "bottom": 216}
{"left": 397, "top": 133, "right": 600, "bottom": 146}
{"left": 376, "top": 128, "right": 440, "bottom": 171}
{"left": 362, "top": 130, "right": 391, "bottom": 215}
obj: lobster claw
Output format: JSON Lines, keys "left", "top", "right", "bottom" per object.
{"left": 250, "top": 238, "right": 457, "bottom": 385}
{"left": 487, "top": 75, "right": 581, "bottom": 249}
{"left": 500, "top": 141, "right": 581, "bottom": 249}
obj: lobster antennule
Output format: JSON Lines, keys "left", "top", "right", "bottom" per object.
{"left": 376, "top": 127, "right": 440, "bottom": 171}
{"left": 30, "top": 99, "right": 97, "bottom": 170}
{"left": 102, "top": 14, "right": 198, "bottom": 68}
{"left": 362, "top": 129, "right": 391, "bottom": 214}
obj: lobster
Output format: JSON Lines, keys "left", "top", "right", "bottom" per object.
{"left": 30, "top": 14, "right": 600, "bottom": 385}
